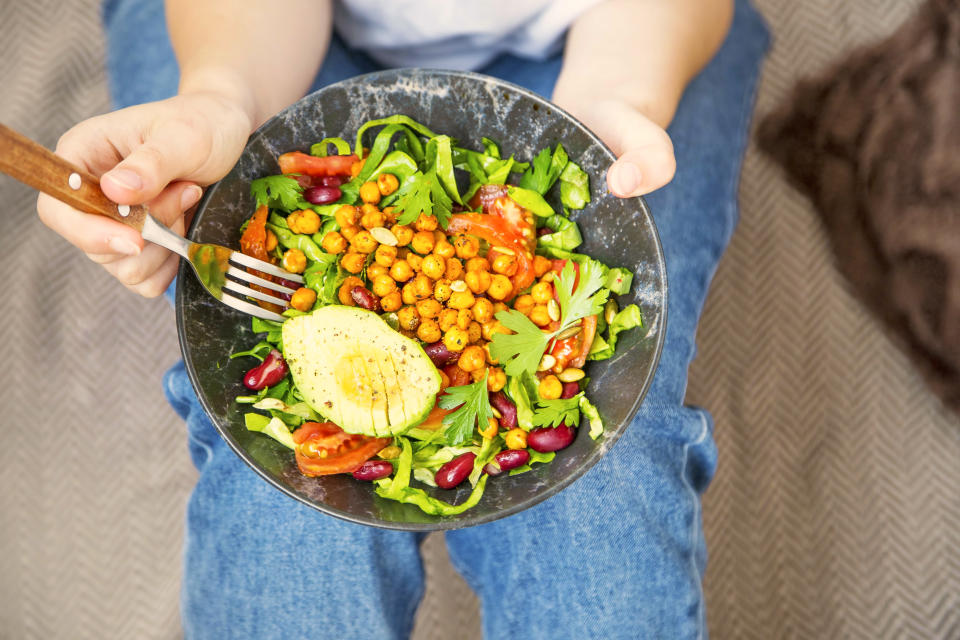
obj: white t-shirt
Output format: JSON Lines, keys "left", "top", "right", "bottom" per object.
{"left": 334, "top": 0, "right": 602, "bottom": 70}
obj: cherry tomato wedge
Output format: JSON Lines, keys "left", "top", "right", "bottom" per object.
{"left": 239, "top": 204, "right": 270, "bottom": 262}
{"left": 278, "top": 151, "right": 358, "bottom": 177}
{"left": 292, "top": 422, "right": 390, "bottom": 477}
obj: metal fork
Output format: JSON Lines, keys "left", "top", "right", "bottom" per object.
{"left": 0, "top": 123, "right": 300, "bottom": 322}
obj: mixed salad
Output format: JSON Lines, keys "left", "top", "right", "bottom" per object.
{"left": 232, "top": 115, "right": 643, "bottom": 516}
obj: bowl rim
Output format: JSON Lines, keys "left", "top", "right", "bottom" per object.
{"left": 175, "top": 67, "right": 668, "bottom": 530}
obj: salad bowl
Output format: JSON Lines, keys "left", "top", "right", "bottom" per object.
{"left": 176, "top": 68, "right": 667, "bottom": 530}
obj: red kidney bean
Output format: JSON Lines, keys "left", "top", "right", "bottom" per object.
{"left": 527, "top": 423, "right": 575, "bottom": 453}
{"left": 494, "top": 448, "right": 530, "bottom": 472}
{"left": 304, "top": 185, "right": 342, "bottom": 205}
{"left": 350, "top": 286, "right": 380, "bottom": 311}
{"left": 435, "top": 452, "right": 476, "bottom": 489}
{"left": 423, "top": 341, "right": 459, "bottom": 367}
{"left": 320, "top": 175, "right": 344, "bottom": 187}
{"left": 483, "top": 462, "right": 503, "bottom": 476}
{"left": 489, "top": 392, "right": 518, "bottom": 429}
{"left": 537, "top": 226, "right": 553, "bottom": 237}
{"left": 278, "top": 277, "right": 302, "bottom": 289}
{"left": 352, "top": 460, "right": 394, "bottom": 481}
{"left": 561, "top": 381, "right": 580, "bottom": 399}
{"left": 242, "top": 348, "right": 288, "bottom": 390}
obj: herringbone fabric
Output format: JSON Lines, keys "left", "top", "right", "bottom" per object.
{"left": 691, "top": 1, "right": 960, "bottom": 638}
{"left": 3, "top": 1, "right": 958, "bottom": 639}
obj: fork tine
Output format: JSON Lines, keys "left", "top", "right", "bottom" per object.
{"left": 221, "top": 291, "right": 287, "bottom": 322}
{"left": 223, "top": 280, "right": 291, "bottom": 308}
{"left": 229, "top": 251, "right": 304, "bottom": 283}
{"left": 225, "top": 265, "right": 298, "bottom": 295}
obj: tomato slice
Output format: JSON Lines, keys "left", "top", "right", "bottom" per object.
{"left": 292, "top": 422, "right": 390, "bottom": 477}
{"left": 416, "top": 405, "right": 453, "bottom": 432}
{"left": 447, "top": 213, "right": 536, "bottom": 292}
{"left": 278, "top": 151, "right": 358, "bottom": 177}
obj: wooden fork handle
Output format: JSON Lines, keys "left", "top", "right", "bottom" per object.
{"left": 0, "top": 123, "right": 147, "bottom": 232}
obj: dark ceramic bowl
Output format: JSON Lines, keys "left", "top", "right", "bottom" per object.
{"left": 176, "top": 68, "right": 666, "bottom": 530}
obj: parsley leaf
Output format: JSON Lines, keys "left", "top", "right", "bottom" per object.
{"left": 488, "top": 310, "right": 551, "bottom": 377}
{"left": 555, "top": 259, "right": 608, "bottom": 332}
{"left": 531, "top": 393, "right": 583, "bottom": 429}
{"left": 394, "top": 169, "right": 453, "bottom": 228}
{"left": 250, "top": 175, "right": 305, "bottom": 211}
{"left": 438, "top": 372, "right": 493, "bottom": 446}
{"left": 518, "top": 144, "right": 568, "bottom": 195}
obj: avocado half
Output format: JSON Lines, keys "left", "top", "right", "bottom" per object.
{"left": 281, "top": 306, "right": 441, "bottom": 437}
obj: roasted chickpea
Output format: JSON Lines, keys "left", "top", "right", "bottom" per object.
{"left": 448, "top": 290, "right": 476, "bottom": 310}
{"left": 350, "top": 159, "right": 365, "bottom": 177}
{"left": 504, "top": 428, "right": 527, "bottom": 450}
{"left": 445, "top": 257, "right": 464, "bottom": 280}
{"left": 486, "top": 367, "right": 506, "bottom": 392}
{"left": 372, "top": 274, "right": 397, "bottom": 297}
{"left": 483, "top": 342, "right": 499, "bottom": 365}
{"left": 464, "top": 269, "right": 491, "bottom": 294}
{"left": 389, "top": 259, "right": 414, "bottom": 283}
{"left": 433, "top": 229, "right": 447, "bottom": 243}
{"left": 416, "top": 298, "right": 443, "bottom": 319}
{"left": 380, "top": 290, "right": 402, "bottom": 312}
{"left": 366, "top": 263, "right": 388, "bottom": 281}
{"left": 456, "top": 308, "right": 474, "bottom": 331}
{"left": 466, "top": 321, "right": 482, "bottom": 344}
{"left": 410, "top": 230, "right": 436, "bottom": 255}
{"left": 290, "top": 287, "right": 317, "bottom": 312}
{"left": 340, "top": 252, "right": 366, "bottom": 274}
{"left": 281, "top": 248, "right": 307, "bottom": 274}
{"left": 538, "top": 375, "right": 563, "bottom": 400}
{"left": 443, "top": 327, "right": 469, "bottom": 352}
{"left": 391, "top": 225, "right": 414, "bottom": 247}
{"left": 421, "top": 254, "right": 446, "bottom": 280}
{"left": 434, "top": 240, "right": 455, "bottom": 259}
{"left": 334, "top": 205, "right": 360, "bottom": 228}
{"left": 401, "top": 283, "right": 417, "bottom": 305}
{"left": 411, "top": 274, "right": 434, "bottom": 300}
{"left": 340, "top": 224, "right": 360, "bottom": 241}
{"left": 397, "top": 306, "right": 421, "bottom": 331}
{"left": 377, "top": 172, "right": 400, "bottom": 196}
{"left": 533, "top": 255, "right": 553, "bottom": 277}
{"left": 458, "top": 346, "right": 486, "bottom": 372}
{"left": 453, "top": 234, "right": 479, "bottom": 259}
{"left": 513, "top": 294, "right": 535, "bottom": 316}
{"left": 406, "top": 253, "right": 424, "bottom": 272}
{"left": 481, "top": 320, "right": 509, "bottom": 341}
{"left": 490, "top": 250, "right": 518, "bottom": 276}
{"left": 531, "top": 281, "right": 554, "bottom": 304}
{"left": 487, "top": 274, "right": 513, "bottom": 301}
{"left": 374, "top": 244, "right": 397, "bottom": 267}
{"left": 438, "top": 308, "right": 458, "bottom": 332}
{"left": 472, "top": 298, "right": 495, "bottom": 323}
{"left": 434, "top": 279, "right": 452, "bottom": 303}
{"left": 264, "top": 229, "right": 278, "bottom": 252}
{"left": 492, "top": 301, "right": 509, "bottom": 315}
{"left": 479, "top": 417, "right": 499, "bottom": 439}
{"left": 338, "top": 276, "right": 365, "bottom": 305}
{"left": 287, "top": 209, "right": 321, "bottom": 235}
{"left": 360, "top": 208, "right": 385, "bottom": 230}
{"left": 417, "top": 319, "right": 442, "bottom": 343}
{"left": 350, "top": 230, "right": 378, "bottom": 253}
{"left": 465, "top": 256, "right": 490, "bottom": 272}
{"left": 414, "top": 213, "right": 438, "bottom": 232}
{"left": 470, "top": 367, "right": 487, "bottom": 383}
{"left": 381, "top": 206, "right": 398, "bottom": 225}
{"left": 359, "top": 181, "right": 381, "bottom": 204}
{"left": 529, "top": 304, "right": 551, "bottom": 327}
{"left": 321, "top": 231, "right": 347, "bottom": 255}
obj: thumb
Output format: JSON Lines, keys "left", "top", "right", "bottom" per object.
{"left": 100, "top": 120, "right": 208, "bottom": 205}
{"left": 589, "top": 100, "right": 676, "bottom": 198}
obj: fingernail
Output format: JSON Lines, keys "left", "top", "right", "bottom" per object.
{"left": 108, "top": 236, "right": 141, "bottom": 256}
{"left": 611, "top": 162, "right": 643, "bottom": 196}
{"left": 103, "top": 168, "right": 143, "bottom": 191}
{"left": 181, "top": 185, "right": 203, "bottom": 211}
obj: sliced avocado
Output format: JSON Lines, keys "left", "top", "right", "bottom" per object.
{"left": 281, "top": 306, "right": 441, "bottom": 436}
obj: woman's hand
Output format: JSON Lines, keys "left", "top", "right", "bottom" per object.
{"left": 556, "top": 96, "right": 676, "bottom": 198}
{"left": 37, "top": 90, "right": 254, "bottom": 297}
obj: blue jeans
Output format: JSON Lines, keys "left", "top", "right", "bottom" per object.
{"left": 103, "top": 2, "right": 769, "bottom": 637}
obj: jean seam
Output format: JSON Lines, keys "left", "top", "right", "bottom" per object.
{"left": 684, "top": 410, "right": 711, "bottom": 640}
